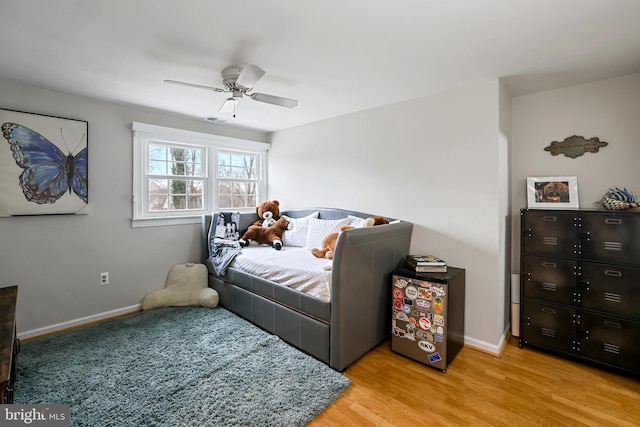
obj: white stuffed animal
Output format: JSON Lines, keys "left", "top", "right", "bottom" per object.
{"left": 141, "top": 263, "right": 219, "bottom": 310}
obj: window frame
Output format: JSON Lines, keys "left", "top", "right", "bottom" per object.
{"left": 132, "top": 122, "right": 269, "bottom": 228}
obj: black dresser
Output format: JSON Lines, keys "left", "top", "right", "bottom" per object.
{"left": 520, "top": 209, "right": 640, "bottom": 377}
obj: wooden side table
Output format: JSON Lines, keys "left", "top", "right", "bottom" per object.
{"left": 0, "top": 285, "right": 18, "bottom": 404}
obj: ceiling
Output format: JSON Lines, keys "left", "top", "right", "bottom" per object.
{"left": 1, "top": 1, "right": 640, "bottom": 133}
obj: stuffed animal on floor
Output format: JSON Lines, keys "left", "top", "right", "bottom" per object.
{"left": 141, "top": 263, "right": 219, "bottom": 310}
{"left": 311, "top": 225, "right": 355, "bottom": 259}
{"left": 239, "top": 201, "right": 292, "bottom": 250}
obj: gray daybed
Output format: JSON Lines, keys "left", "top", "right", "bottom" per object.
{"left": 202, "top": 208, "right": 412, "bottom": 371}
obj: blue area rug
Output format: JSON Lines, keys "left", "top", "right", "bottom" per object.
{"left": 16, "top": 307, "right": 350, "bottom": 426}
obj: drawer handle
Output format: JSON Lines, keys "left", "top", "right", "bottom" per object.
{"left": 541, "top": 307, "right": 556, "bottom": 314}
{"left": 604, "top": 321, "right": 621, "bottom": 329}
{"left": 542, "top": 262, "right": 557, "bottom": 268}
{"left": 542, "top": 216, "right": 557, "bottom": 222}
{"left": 604, "top": 269, "right": 622, "bottom": 277}
{"left": 604, "top": 218, "right": 622, "bottom": 225}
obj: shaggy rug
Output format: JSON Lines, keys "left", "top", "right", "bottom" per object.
{"left": 16, "top": 306, "right": 351, "bottom": 426}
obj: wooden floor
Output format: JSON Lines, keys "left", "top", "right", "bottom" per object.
{"left": 310, "top": 337, "right": 640, "bottom": 426}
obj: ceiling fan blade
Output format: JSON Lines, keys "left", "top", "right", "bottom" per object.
{"left": 236, "top": 64, "right": 265, "bottom": 89}
{"left": 249, "top": 93, "right": 298, "bottom": 108}
{"left": 219, "top": 98, "right": 238, "bottom": 114}
{"left": 164, "top": 79, "right": 226, "bottom": 93}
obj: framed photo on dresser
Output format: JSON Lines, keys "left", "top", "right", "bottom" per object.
{"left": 527, "top": 176, "right": 579, "bottom": 209}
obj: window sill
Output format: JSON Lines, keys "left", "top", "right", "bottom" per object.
{"left": 131, "top": 215, "right": 203, "bottom": 228}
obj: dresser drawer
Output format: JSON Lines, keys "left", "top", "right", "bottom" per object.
{"left": 522, "top": 210, "right": 578, "bottom": 258}
{"left": 522, "top": 301, "right": 576, "bottom": 354}
{"left": 581, "top": 212, "right": 640, "bottom": 265}
{"left": 580, "top": 312, "right": 640, "bottom": 374}
{"left": 523, "top": 256, "right": 577, "bottom": 305}
{"left": 580, "top": 262, "right": 640, "bottom": 319}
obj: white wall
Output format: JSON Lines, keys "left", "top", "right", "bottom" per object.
{"left": 269, "top": 79, "right": 509, "bottom": 352}
{"left": 510, "top": 72, "right": 640, "bottom": 273}
{"left": 0, "top": 78, "right": 267, "bottom": 335}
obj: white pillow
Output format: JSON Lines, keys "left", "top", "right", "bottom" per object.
{"left": 348, "top": 215, "right": 367, "bottom": 228}
{"left": 304, "top": 217, "right": 353, "bottom": 250}
{"left": 281, "top": 212, "right": 319, "bottom": 247}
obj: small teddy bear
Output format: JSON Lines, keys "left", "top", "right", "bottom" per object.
{"left": 311, "top": 225, "right": 355, "bottom": 259}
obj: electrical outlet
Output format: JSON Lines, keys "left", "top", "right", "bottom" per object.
{"left": 100, "top": 272, "right": 109, "bottom": 285}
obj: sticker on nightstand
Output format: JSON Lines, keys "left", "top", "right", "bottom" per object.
{"left": 415, "top": 299, "right": 431, "bottom": 310}
{"left": 432, "top": 286, "right": 446, "bottom": 297}
{"left": 403, "top": 304, "right": 412, "bottom": 314}
{"left": 418, "top": 316, "right": 431, "bottom": 330}
{"left": 435, "top": 333, "right": 444, "bottom": 343}
{"left": 393, "top": 326, "right": 406, "bottom": 338}
{"left": 433, "top": 297, "right": 443, "bottom": 314}
{"left": 395, "top": 278, "right": 409, "bottom": 288}
{"left": 436, "top": 326, "right": 444, "bottom": 335}
{"left": 433, "top": 314, "right": 444, "bottom": 326}
{"left": 406, "top": 325, "right": 416, "bottom": 341}
{"left": 428, "top": 352, "right": 442, "bottom": 363}
{"left": 395, "top": 312, "right": 409, "bottom": 322}
{"left": 408, "top": 317, "right": 417, "bottom": 326}
{"left": 418, "top": 340, "right": 436, "bottom": 352}
{"left": 405, "top": 286, "right": 418, "bottom": 300}
{"left": 393, "top": 299, "right": 403, "bottom": 311}
{"left": 417, "top": 287, "right": 432, "bottom": 300}
{"left": 393, "top": 289, "right": 404, "bottom": 300}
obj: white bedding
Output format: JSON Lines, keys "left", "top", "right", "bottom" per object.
{"left": 230, "top": 245, "right": 332, "bottom": 301}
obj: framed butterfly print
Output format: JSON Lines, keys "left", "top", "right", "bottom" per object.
{"left": 0, "top": 108, "right": 88, "bottom": 216}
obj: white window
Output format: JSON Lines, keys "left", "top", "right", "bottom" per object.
{"left": 132, "top": 122, "right": 269, "bottom": 227}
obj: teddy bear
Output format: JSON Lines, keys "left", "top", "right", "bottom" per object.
{"left": 250, "top": 199, "right": 281, "bottom": 226}
{"left": 239, "top": 200, "right": 291, "bottom": 250}
{"left": 240, "top": 217, "right": 291, "bottom": 250}
{"left": 365, "top": 216, "right": 390, "bottom": 227}
{"left": 311, "top": 225, "right": 355, "bottom": 259}
{"left": 141, "top": 263, "right": 219, "bottom": 310}
{"left": 311, "top": 216, "right": 391, "bottom": 259}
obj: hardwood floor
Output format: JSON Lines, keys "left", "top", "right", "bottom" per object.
{"left": 310, "top": 337, "right": 640, "bottom": 426}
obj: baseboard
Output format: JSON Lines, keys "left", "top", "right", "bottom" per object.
{"left": 463, "top": 323, "right": 511, "bottom": 357}
{"left": 18, "top": 304, "right": 142, "bottom": 341}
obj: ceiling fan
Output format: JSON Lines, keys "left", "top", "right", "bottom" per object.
{"left": 165, "top": 64, "right": 298, "bottom": 117}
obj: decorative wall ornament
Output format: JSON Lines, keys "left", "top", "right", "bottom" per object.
{"left": 544, "top": 135, "right": 608, "bottom": 158}
{"left": 0, "top": 108, "right": 88, "bottom": 216}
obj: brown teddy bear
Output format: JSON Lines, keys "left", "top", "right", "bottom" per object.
{"left": 311, "top": 216, "right": 390, "bottom": 259}
{"left": 365, "top": 216, "right": 390, "bottom": 227}
{"left": 311, "top": 225, "right": 355, "bottom": 259}
{"left": 239, "top": 200, "right": 291, "bottom": 250}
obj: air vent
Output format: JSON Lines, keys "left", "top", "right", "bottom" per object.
{"left": 541, "top": 328, "right": 556, "bottom": 338}
{"left": 604, "top": 343, "right": 620, "bottom": 354}
{"left": 604, "top": 292, "right": 621, "bottom": 303}
{"left": 203, "top": 116, "right": 230, "bottom": 123}
{"left": 603, "top": 241, "right": 623, "bottom": 251}
{"left": 542, "top": 282, "right": 557, "bottom": 292}
{"left": 543, "top": 237, "right": 558, "bottom": 246}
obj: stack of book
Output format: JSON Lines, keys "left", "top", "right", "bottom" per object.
{"left": 405, "top": 254, "right": 447, "bottom": 272}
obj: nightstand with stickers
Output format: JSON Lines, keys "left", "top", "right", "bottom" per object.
{"left": 391, "top": 264, "right": 465, "bottom": 372}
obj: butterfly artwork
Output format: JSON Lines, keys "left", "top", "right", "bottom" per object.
{"left": 2, "top": 122, "right": 88, "bottom": 205}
